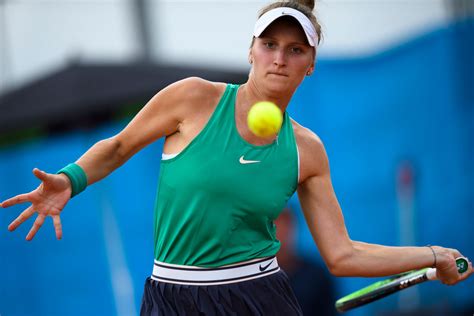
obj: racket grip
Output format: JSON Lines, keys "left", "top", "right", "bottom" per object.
{"left": 426, "top": 257, "right": 469, "bottom": 281}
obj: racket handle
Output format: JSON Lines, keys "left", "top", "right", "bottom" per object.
{"left": 426, "top": 257, "right": 469, "bottom": 281}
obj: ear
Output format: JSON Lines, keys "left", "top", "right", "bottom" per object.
{"left": 248, "top": 49, "right": 253, "bottom": 65}
{"left": 306, "top": 60, "right": 315, "bottom": 76}
{"left": 307, "top": 47, "right": 317, "bottom": 75}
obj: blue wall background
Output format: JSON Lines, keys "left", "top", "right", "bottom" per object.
{"left": 1, "top": 19, "right": 472, "bottom": 316}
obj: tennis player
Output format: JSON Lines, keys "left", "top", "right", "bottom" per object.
{"left": 2, "top": 1, "right": 472, "bottom": 315}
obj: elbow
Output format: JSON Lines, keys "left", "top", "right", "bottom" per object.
{"left": 104, "top": 137, "right": 128, "bottom": 166}
{"left": 111, "top": 137, "right": 126, "bottom": 157}
{"left": 327, "top": 260, "right": 350, "bottom": 277}
{"left": 326, "top": 245, "right": 355, "bottom": 277}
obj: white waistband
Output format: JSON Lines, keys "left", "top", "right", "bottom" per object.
{"left": 151, "top": 256, "right": 280, "bottom": 286}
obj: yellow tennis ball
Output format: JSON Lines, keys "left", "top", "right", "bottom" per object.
{"left": 247, "top": 101, "right": 283, "bottom": 137}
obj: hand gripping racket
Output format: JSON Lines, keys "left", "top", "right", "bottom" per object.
{"left": 335, "top": 257, "right": 469, "bottom": 313}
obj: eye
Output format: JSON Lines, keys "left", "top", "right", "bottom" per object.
{"left": 290, "top": 47, "right": 303, "bottom": 54}
{"left": 263, "top": 41, "right": 276, "bottom": 49}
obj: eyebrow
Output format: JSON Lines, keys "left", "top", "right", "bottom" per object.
{"left": 258, "top": 36, "right": 309, "bottom": 47}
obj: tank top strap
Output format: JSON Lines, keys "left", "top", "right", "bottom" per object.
{"left": 279, "top": 111, "right": 295, "bottom": 146}
{"left": 197, "top": 83, "right": 239, "bottom": 142}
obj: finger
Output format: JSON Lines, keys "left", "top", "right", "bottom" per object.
{"left": 32, "top": 168, "right": 49, "bottom": 182}
{"left": 26, "top": 214, "right": 46, "bottom": 241}
{"left": 446, "top": 258, "right": 472, "bottom": 285}
{"left": 459, "top": 261, "right": 473, "bottom": 281}
{"left": 52, "top": 215, "right": 63, "bottom": 240}
{"left": 8, "top": 206, "right": 35, "bottom": 231}
{"left": 448, "top": 248, "right": 463, "bottom": 259}
{"left": 1, "top": 193, "right": 31, "bottom": 208}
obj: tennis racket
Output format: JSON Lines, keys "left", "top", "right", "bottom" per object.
{"left": 335, "top": 257, "right": 469, "bottom": 313}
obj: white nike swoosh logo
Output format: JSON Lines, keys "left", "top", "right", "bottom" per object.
{"left": 239, "top": 156, "right": 260, "bottom": 164}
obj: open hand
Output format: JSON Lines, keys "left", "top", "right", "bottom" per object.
{"left": 1, "top": 168, "right": 72, "bottom": 240}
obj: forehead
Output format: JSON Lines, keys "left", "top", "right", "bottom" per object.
{"left": 259, "top": 16, "right": 308, "bottom": 45}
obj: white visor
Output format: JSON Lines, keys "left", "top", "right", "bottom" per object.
{"left": 253, "top": 7, "right": 318, "bottom": 47}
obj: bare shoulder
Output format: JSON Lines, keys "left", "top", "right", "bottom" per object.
{"left": 113, "top": 77, "right": 227, "bottom": 157}
{"left": 166, "top": 77, "right": 226, "bottom": 111}
{"left": 177, "top": 77, "right": 226, "bottom": 98}
{"left": 291, "top": 119, "right": 329, "bottom": 183}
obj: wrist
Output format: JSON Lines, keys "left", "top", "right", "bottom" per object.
{"left": 57, "top": 173, "right": 73, "bottom": 195}
{"left": 56, "top": 163, "right": 88, "bottom": 197}
{"left": 426, "top": 245, "right": 437, "bottom": 268}
{"left": 430, "top": 246, "right": 454, "bottom": 269}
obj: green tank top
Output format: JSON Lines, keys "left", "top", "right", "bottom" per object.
{"left": 153, "top": 83, "right": 298, "bottom": 267}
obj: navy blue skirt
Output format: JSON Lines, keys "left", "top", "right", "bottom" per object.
{"left": 140, "top": 270, "right": 303, "bottom": 315}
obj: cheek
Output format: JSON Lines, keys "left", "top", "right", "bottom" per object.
{"left": 293, "top": 55, "right": 313, "bottom": 73}
{"left": 253, "top": 49, "right": 272, "bottom": 65}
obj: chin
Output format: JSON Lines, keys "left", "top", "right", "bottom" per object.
{"left": 265, "top": 82, "right": 294, "bottom": 96}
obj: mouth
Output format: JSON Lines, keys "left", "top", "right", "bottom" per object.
{"left": 267, "top": 72, "right": 289, "bottom": 77}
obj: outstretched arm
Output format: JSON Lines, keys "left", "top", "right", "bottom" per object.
{"left": 296, "top": 129, "right": 472, "bottom": 285}
{"left": 1, "top": 77, "right": 212, "bottom": 240}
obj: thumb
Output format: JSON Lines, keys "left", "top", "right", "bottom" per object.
{"left": 33, "top": 168, "right": 50, "bottom": 182}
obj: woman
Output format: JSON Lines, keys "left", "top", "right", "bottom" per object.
{"left": 2, "top": 1, "right": 472, "bottom": 315}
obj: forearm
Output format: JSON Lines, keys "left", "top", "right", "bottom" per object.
{"left": 332, "top": 241, "right": 436, "bottom": 277}
{"left": 74, "top": 137, "right": 129, "bottom": 185}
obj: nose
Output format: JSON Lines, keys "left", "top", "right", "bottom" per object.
{"left": 273, "top": 49, "right": 287, "bottom": 67}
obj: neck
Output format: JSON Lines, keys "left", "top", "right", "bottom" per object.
{"left": 235, "top": 79, "right": 290, "bottom": 145}
{"left": 238, "top": 77, "right": 293, "bottom": 112}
